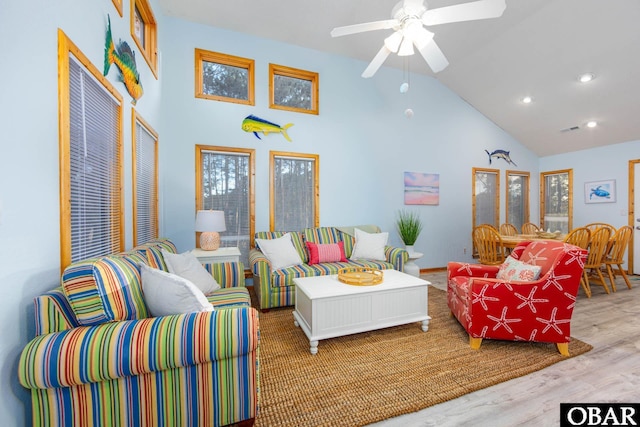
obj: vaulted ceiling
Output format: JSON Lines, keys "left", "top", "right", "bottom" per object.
{"left": 159, "top": 0, "right": 640, "bottom": 157}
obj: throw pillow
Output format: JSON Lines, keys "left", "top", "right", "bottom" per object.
{"left": 496, "top": 257, "right": 542, "bottom": 282}
{"left": 140, "top": 264, "right": 213, "bottom": 317}
{"left": 161, "top": 250, "right": 220, "bottom": 295}
{"left": 306, "top": 241, "right": 348, "bottom": 265}
{"left": 350, "top": 228, "right": 388, "bottom": 261}
{"left": 255, "top": 232, "right": 304, "bottom": 270}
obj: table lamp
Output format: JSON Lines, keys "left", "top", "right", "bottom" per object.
{"left": 195, "top": 210, "right": 226, "bottom": 251}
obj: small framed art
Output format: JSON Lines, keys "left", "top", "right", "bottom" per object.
{"left": 584, "top": 179, "right": 615, "bottom": 204}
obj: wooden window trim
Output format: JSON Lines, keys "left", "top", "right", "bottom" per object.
{"left": 131, "top": 0, "right": 158, "bottom": 79}
{"left": 540, "top": 169, "right": 573, "bottom": 231}
{"left": 112, "top": 0, "right": 123, "bottom": 17}
{"left": 195, "top": 49, "right": 255, "bottom": 105}
{"left": 269, "top": 64, "right": 319, "bottom": 115}
{"left": 195, "top": 145, "right": 256, "bottom": 251}
{"left": 472, "top": 167, "right": 500, "bottom": 230}
{"left": 269, "top": 151, "right": 320, "bottom": 231}
{"left": 58, "top": 29, "right": 124, "bottom": 271}
{"left": 505, "top": 170, "right": 530, "bottom": 226}
{"left": 132, "top": 109, "right": 159, "bottom": 247}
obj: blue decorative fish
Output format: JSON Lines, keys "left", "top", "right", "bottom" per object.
{"left": 241, "top": 115, "right": 293, "bottom": 142}
{"left": 485, "top": 149, "right": 517, "bottom": 166}
{"left": 590, "top": 186, "right": 610, "bottom": 199}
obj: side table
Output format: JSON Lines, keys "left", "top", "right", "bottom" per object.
{"left": 404, "top": 251, "right": 423, "bottom": 277}
{"left": 191, "top": 247, "right": 241, "bottom": 264}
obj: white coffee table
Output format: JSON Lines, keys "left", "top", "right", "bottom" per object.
{"left": 293, "top": 269, "right": 431, "bottom": 355}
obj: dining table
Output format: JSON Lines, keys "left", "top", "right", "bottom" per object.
{"left": 500, "top": 233, "right": 566, "bottom": 249}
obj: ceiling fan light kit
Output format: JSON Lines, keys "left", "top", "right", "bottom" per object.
{"left": 330, "top": 0, "right": 507, "bottom": 78}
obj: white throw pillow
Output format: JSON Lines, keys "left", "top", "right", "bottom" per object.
{"left": 161, "top": 250, "right": 220, "bottom": 295}
{"left": 140, "top": 264, "right": 213, "bottom": 317}
{"left": 350, "top": 228, "right": 389, "bottom": 261}
{"left": 255, "top": 232, "right": 303, "bottom": 270}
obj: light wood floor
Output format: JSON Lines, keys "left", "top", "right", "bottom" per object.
{"left": 370, "top": 271, "right": 640, "bottom": 427}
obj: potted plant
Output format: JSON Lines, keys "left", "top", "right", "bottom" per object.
{"left": 395, "top": 210, "right": 423, "bottom": 252}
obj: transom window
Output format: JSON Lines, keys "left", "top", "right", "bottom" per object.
{"left": 131, "top": 0, "right": 158, "bottom": 78}
{"left": 270, "top": 152, "right": 319, "bottom": 231}
{"left": 269, "top": 64, "right": 319, "bottom": 115}
{"left": 195, "top": 49, "right": 255, "bottom": 105}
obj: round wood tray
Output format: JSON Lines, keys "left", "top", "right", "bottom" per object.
{"left": 337, "top": 268, "right": 383, "bottom": 286}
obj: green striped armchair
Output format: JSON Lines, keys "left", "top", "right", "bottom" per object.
{"left": 18, "top": 239, "right": 259, "bottom": 427}
{"left": 250, "top": 226, "right": 408, "bottom": 311}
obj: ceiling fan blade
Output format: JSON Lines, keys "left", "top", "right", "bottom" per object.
{"left": 415, "top": 39, "right": 449, "bottom": 73}
{"left": 422, "top": 0, "right": 506, "bottom": 27}
{"left": 361, "top": 45, "right": 392, "bottom": 78}
{"left": 330, "top": 19, "right": 398, "bottom": 38}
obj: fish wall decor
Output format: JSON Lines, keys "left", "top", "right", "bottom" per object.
{"left": 103, "top": 15, "right": 143, "bottom": 105}
{"left": 241, "top": 115, "right": 293, "bottom": 142}
{"left": 485, "top": 149, "right": 517, "bottom": 166}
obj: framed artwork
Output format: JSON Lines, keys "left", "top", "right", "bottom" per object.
{"left": 404, "top": 172, "right": 439, "bottom": 205}
{"left": 269, "top": 64, "right": 319, "bottom": 115}
{"left": 584, "top": 179, "right": 616, "bottom": 204}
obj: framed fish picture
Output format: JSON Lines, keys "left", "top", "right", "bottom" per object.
{"left": 584, "top": 179, "right": 616, "bottom": 204}
{"left": 404, "top": 172, "right": 439, "bottom": 205}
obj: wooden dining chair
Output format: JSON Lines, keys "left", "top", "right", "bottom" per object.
{"left": 563, "top": 227, "right": 591, "bottom": 250}
{"left": 584, "top": 222, "right": 616, "bottom": 234}
{"left": 499, "top": 223, "right": 518, "bottom": 236}
{"left": 602, "top": 225, "right": 633, "bottom": 292}
{"left": 521, "top": 222, "right": 541, "bottom": 235}
{"left": 472, "top": 224, "right": 505, "bottom": 265}
{"left": 581, "top": 226, "right": 612, "bottom": 298}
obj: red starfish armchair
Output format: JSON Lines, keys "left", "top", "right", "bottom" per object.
{"left": 447, "top": 240, "right": 587, "bottom": 356}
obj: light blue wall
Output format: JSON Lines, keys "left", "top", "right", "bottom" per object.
{"left": 540, "top": 140, "right": 640, "bottom": 229}
{"left": 0, "top": 0, "right": 636, "bottom": 424}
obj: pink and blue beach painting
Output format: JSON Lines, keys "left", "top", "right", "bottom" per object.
{"left": 404, "top": 172, "right": 440, "bottom": 205}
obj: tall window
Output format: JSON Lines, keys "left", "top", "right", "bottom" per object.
{"left": 58, "top": 30, "right": 123, "bottom": 269}
{"left": 270, "top": 152, "right": 319, "bottom": 231}
{"left": 506, "top": 170, "right": 530, "bottom": 232}
{"left": 473, "top": 168, "right": 500, "bottom": 229}
{"left": 196, "top": 146, "right": 255, "bottom": 268}
{"left": 132, "top": 111, "right": 158, "bottom": 246}
{"left": 541, "top": 169, "right": 573, "bottom": 233}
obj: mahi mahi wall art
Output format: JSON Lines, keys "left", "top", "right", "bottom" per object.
{"left": 404, "top": 172, "right": 440, "bottom": 205}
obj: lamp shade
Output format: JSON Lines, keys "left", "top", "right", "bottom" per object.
{"left": 195, "top": 210, "right": 226, "bottom": 251}
{"left": 195, "top": 210, "right": 226, "bottom": 232}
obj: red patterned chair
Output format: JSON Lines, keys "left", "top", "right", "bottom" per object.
{"left": 447, "top": 240, "right": 587, "bottom": 356}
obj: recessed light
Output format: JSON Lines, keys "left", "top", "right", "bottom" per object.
{"left": 579, "top": 73, "right": 595, "bottom": 83}
{"left": 521, "top": 96, "right": 532, "bottom": 104}
{"left": 586, "top": 121, "right": 598, "bottom": 128}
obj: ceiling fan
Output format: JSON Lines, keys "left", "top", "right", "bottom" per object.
{"left": 330, "top": 0, "right": 507, "bottom": 78}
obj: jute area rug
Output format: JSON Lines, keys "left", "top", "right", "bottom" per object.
{"left": 253, "top": 287, "right": 592, "bottom": 427}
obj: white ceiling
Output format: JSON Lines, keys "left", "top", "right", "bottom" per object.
{"left": 159, "top": 0, "right": 640, "bottom": 157}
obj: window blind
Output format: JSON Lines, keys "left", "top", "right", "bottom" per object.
{"left": 134, "top": 117, "right": 158, "bottom": 246}
{"left": 273, "top": 155, "right": 316, "bottom": 231}
{"left": 68, "top": 56, "right": 122, "bottom": 263}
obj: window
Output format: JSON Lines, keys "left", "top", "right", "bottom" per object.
{"left": 132, "top": 110, "right": 158, "bottom": 246}
{"left": 541, "top": 169, "right": 573, "bottom": 233}
{"left": 58, "top": 30, "right": 123, "bottom": 270}
{"left": 196, "top": 146, "right": 255, "bottom": 269}
{"left": 269, "top": 64, "right": 319, "bottom": 115}
{"left": 270, "top": 152, "right": 319, "bottom": 231}
{"left": 506, "top": 170, "right": 530, "bottom": 232}
{"left": 473, "top": 168, "right": 500, "bottom": 229}
{"left": 195, "top": 49, "right": 255, "bottom": 105}
{"left": 131, "top": 0, "right": 157, "bottom": 78}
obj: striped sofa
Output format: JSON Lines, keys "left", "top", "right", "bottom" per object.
{"left": 18, "top": 238, "right": 259, "bottom": 427}
{"left": 250, "top": 226, "right": 408, "bottom": 311}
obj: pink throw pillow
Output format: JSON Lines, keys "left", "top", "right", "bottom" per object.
{"left": 496, "top": 257, "right": 542, "bottom": 282}
{"left": 306, "top": 241, "right": 347, "bottom": 265}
